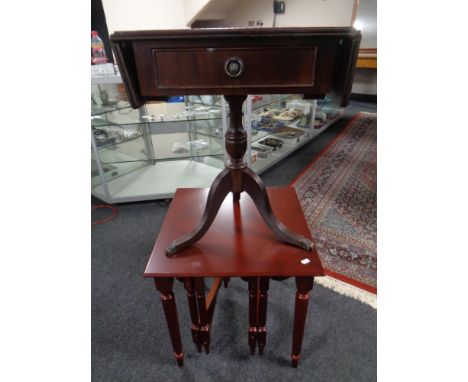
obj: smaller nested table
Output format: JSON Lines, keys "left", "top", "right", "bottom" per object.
{"left": 144, "top": 187, "right": 324, "bottom": 367}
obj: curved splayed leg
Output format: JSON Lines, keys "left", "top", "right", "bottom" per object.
{"left": 165, "top": 168, "right": 232, "bottom": 256}
{"left": 242, "top": 168, "right": 313, "bottom": 251}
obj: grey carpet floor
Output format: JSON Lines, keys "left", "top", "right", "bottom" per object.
{"left": 92, "top": 100, "right": 377, "bottom": 382}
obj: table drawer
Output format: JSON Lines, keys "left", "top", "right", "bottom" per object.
{"left": 112, "top": 28, "right": 361, "bottom": 106}
{"left": 152, "top": 47, "right": 317, "bottom": 90}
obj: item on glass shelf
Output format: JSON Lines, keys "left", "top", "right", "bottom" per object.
{"left": 92, "top": 124, "right": 135, "bottom": 144}
{"left": 251, "top": 119, "right": 285, "bottom": 132}
{"left": 297, "top": 114, "right": 310, "bottom": 127}
{"left": 313, "top": 120, "right": 323, "bottom": 129}
{"left": 212, "top": 127, "right": 223, "bottom": 136}
{"left": 171, "top": 139, "right": 210, "bottom": 153}
{"left": 286, "top": 99, "right": 311, "bottom": 115}
{"left": 187, "top": 140, "right": 209, "bottom": 151}
{"left": 273, "top": 108, "right": 304, "bottom": 121}
{"left": 322, "top": 108, "right": 338, "bottom": 119}
{"left": 258, "top": 137, "right": 284, "bottom": 150}
{"left": 274, "top": 126, "right": 305, "bottom": 140}
{"left": 171, "top": 142, "right": 189, "bottom": 153}
{"left": 314, "top": 111, "right": 327, "bottom": 122}
{"left": 273, "top": 121, "right": 285, "bottom": 130}
{"left": 317, "top": 95, "right": 332, "bottom": 106}
{"left": 260, "top": 115, "right": 271, "bottom": 124}
{"left": 251, "top": 143, "right": 273, "bottom": 158}
{"left": 113, "top": 125, "right": 140, "bottom": 141}
{"left": 92, "top": 128, "right": 108, "bottom": 143}
{"left": 259, "top": 108, "right": 280, "bottom": 119}
{"left": 251, "top": 119, "right": 266, "bottom": 129}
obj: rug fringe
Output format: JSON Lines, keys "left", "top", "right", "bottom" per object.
{"left": 315, "top": 276, "right": 377, "bottom": 309}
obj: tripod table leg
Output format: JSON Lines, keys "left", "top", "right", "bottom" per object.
{"left": 165, "top": 168, "right": 232, "bottom": 256}
{"left": 242, "top": 168, "right": 313, "bottom": 251}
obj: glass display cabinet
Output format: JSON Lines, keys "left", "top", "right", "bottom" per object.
{"left": 91, "top": 82, "right": 343, "bottom": 203}
{"left": 91, "top": 86, "right": 225, "bottom": 203}
{"left": 247, "top": 94, "right": 343, "bottom": 173}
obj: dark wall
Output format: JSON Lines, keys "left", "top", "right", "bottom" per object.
{"left": 91, "top": 0, "right": 113, "bottom": 63}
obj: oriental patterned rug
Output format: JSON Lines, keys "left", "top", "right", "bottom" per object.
{"left": 292, "top": 112, "right": 377, "bottom": 293}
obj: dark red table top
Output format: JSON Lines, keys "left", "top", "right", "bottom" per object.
{"left": 144, "top": 187, "right": 324, "bottom": 278}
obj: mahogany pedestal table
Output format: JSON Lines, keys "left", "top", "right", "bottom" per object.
{"left": 111, "top": 27, "right": 361, "bottom": 256}
{"left": 144, "top": 187, "right": 325, "bottom": 367}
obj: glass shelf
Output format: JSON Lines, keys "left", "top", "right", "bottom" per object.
{"left": 91, "top": 92, "right": 228, "bottom": 203}
{"left": 251, "top": 94, "right": 299, "bottom": 111}
{"left": 91, "top": 88, "right": 343, "bottom": 203}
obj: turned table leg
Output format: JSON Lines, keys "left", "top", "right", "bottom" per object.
{"left": 193, "top": 278, "right": 211, "bottom": 354}
{"left": 248, "top": 277, "right": 258, "bottom": 355}
{"left": 291, "top": 276, "right": 315, "bottom": 368}
{"left": 183, "top": 278, "right": 202, "bottom": 352}
{"left": 257, "top": 277, "right": 270, "bottom": 355}
{"left": 154, "top": 277, "right": 184, "bottom": 367}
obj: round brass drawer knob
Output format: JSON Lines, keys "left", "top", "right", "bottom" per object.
{"left": 224, "top": 57, "right": 244, "bottom": 77}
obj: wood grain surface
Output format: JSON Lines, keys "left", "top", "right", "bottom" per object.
{"left": 144, "top": 187, "right": 324, "bottom": 278}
